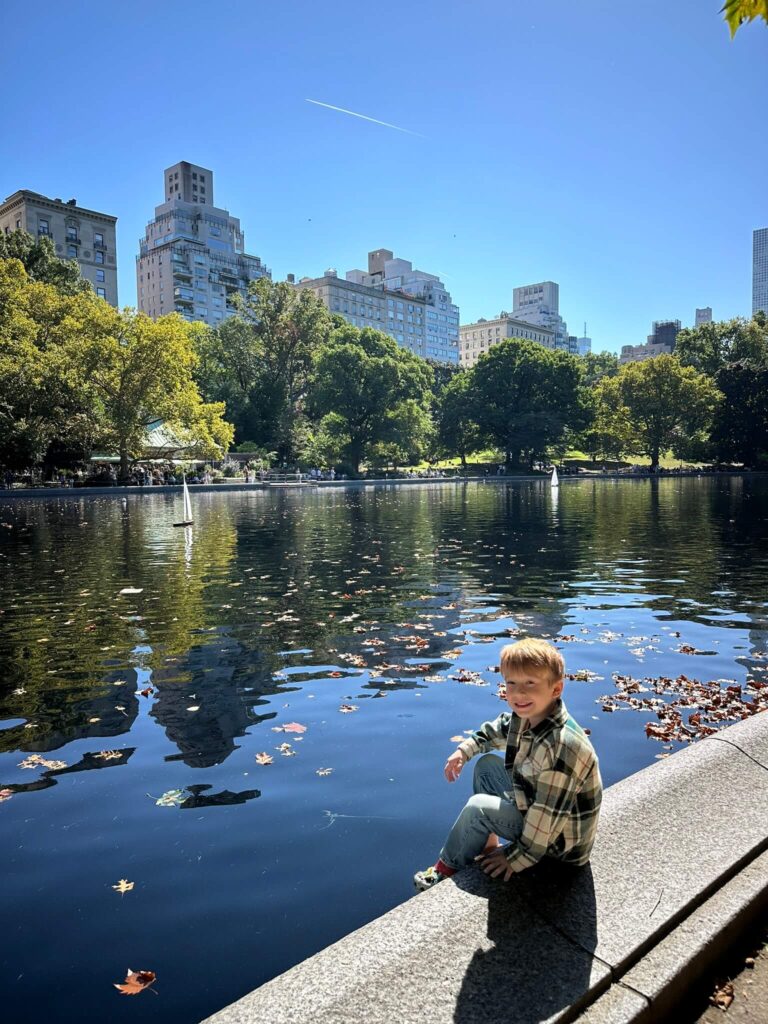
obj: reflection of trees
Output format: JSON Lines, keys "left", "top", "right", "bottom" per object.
{"left": 2, "top": 478, "right": 763, "bottom": 769}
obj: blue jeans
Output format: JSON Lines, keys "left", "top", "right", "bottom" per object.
{"left": 439, "top": 753, "right": 524, "bottom": 870}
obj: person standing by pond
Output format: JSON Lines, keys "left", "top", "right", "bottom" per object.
{"left": 414, "top": 638, "right": 602, "bottom": 889}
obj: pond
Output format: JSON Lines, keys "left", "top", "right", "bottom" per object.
{"left": 1, "top": 477, "right": 767, "bottom": 1023}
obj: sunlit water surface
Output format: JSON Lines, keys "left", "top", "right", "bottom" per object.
{"left": 1, "top": 477, "right": 767, "bottom": 1023}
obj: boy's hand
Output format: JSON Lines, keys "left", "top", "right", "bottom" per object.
{"left": 477, "top": 848, "right": 514, "bottom": 882}
{"left": 444, "top": 749, "right": 466, "bottom": 782}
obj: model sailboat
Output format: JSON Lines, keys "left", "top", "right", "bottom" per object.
{"left": 550, "top": 466, "right": 559, "bottom": 488}
{"left": 173, "top": 476, "right": 194, "bottom": 527}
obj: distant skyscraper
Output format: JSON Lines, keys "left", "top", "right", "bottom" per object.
{"left": 512, "top": 280, "right": 574, "bottom": 352}
{"left": 695, "top": 307, "right": 713, "bottom": 327}
{"left": 136, "top": 161, "right": 269, "bottom": 326}
{"left": 0, "top": 189, "right": 118, "bottom": 305}
{"left": 619, "top": 319, "right": 681, "bottom": 364}
{"left": 753, "top": 228, "right": 768, "bottom": 316}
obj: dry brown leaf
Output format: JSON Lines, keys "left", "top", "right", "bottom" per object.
{"left": 709, "top": 981, "right": 734, "bottom": 1010}
{"left": 281, "top": 722, "right": 307, "bottom": 734}
{"left": 338, "top": 704, "right": 358, "bottom": 713}
{"left": 255, "top": 752, "right": 274, "bottom": 765}
{"left": 114, "top": 969, "right": 156, "bottom": 996}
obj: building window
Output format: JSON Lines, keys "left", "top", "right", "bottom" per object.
{"left": 192, "top": 172, "right": 197, "bottom": 180}
{"left": 199, "top": 174, "right": 205, "bottom": 183}
{"left": 15, "top": 219, "right": 21, "bottom": 229}
{"left": 96, "top": 287, "right": 106, "bottom": 298}
{"left": 94, "top": 232, "right": 104, "bottom": 247}
{"left": 95, "top": 250, "right": 104, "bottom": 264}
{"left": 68, "top": 244, "right": 78, "bottom": 258}
{"left": 96, "top": 269, "right": 105, "bottom": 282}
{"left": 67, "top": 226, "right": 77, "bottom": 241}
{"left": 39, "top": 219, "right": 49, "bottom": 235}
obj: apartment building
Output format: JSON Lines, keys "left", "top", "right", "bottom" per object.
{"left": 459, "top": 313, "right": 555, "bottom": 367}
{"left": 0, "top": 190, "right": 118, "bottom": 304}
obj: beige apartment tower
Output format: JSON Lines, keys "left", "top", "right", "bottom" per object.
{"left": 0, "top": 190, "right": 118, "bottom": 305}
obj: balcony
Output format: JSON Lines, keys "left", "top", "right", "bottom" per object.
{"left": 173, "top": 266, "right": 192, "bottom": 280}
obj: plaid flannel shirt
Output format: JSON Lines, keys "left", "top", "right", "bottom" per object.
{"left": 458, "top": 698, "right": 602, "bottom": 873}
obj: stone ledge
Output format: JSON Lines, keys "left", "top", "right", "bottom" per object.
{"left": 201, "top": 713, "right": 768, "bottom": 1024}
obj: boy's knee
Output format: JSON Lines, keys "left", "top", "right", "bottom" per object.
{"left": 473, "top": 752, "right": 503, "bottom": 780}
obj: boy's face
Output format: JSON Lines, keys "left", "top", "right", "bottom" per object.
{"left": 502, "top": 665, "right": 563, "bottom": 727}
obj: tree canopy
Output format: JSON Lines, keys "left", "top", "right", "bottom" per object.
{"left": 0, "top": 229, "right": 90, "bottom": 295}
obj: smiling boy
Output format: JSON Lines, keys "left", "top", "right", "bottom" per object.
{"left": 414, "top": 638, "right": 602, "bottom": 889}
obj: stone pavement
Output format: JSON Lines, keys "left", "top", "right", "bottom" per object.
{"left": 688, "top": 923, "right": 768, "bottom": 1023}
{"left": 201, "top": 712, "right": 768, "bottom": 1024}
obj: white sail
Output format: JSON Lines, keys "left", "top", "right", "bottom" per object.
{"left": 551, "top": 467, "right": 559, "bottom": 488}
{"left": 182, "top": 477, "right": 193, "bottom": 522}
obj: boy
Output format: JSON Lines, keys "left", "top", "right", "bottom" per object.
{"left": 414, "top": 638, "right": 602, "bottom": 890}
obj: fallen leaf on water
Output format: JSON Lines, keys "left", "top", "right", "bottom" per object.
{"left": 339, "top": 704, "right": 358, "bottom": 713}
{"left": 155, "top": 789, "right": 187, "bottom": 807}
{"left": 449, "top": 735, "right": 465, "bottom": 743}
{"left": 0, "top": 789, "right": 13, "bottom": 803}
{"left": 281, "top": 722, "right": 307, "bottom": 734}
{"left": 88, "top": 717, "right": 101, "bottom": 723}
{"left": 255, "top": 752, "right": 274, "bottom": 765}
{"left": 139, "top": 687, "right": 153, "bottom": 698}
{"left": 114, "top": 969, "right": 156, "bottom": 996}
{"left": 18, "top": 754, "right": 67, "bottom": 770}
{"left": 186, "top": 706, "right": 200, "bottom": 712}
{"left": 329, "top": 671, "right": 344, "bottom": 678}
{"left": 95, "top": 750, "right": 123, "bottom": 761}
{"left": 316, "top": 767, "right": 333, "bottom": 776}
{"left": 112, "top": 879, "right": 134, "bottom": 895}
{"left": 118, "top": 588, "right": 143, "bottom": 596}
{"left": 277, "top": 743, "right": 296, "bottom": 756}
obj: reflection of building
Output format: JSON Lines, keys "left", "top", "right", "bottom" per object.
{"left": 619, "top": 319, "right": 681, "bottom": 364}
{"left": 459, "top": 313, "right": 554, "bottom": 367}
{"left": 695, "top": 307, "right": 713, "bottom": 327}
{"left": 136, "top": 161, "right": 270, "bottom": 326}
{"left": 753, "top": 228, "right": 768, "bottom": 316}
{"left": 512, "top": 280, "right": 575, "bottom": 352}
{"left": 295, "top": 248, "right": 459, "bottom": 363}
{"left": 0, "top": 189, "right": 118, "bottom": 304}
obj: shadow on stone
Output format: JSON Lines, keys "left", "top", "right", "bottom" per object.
{"left": 452, "top": 864, "right": 599, "bottom": 1024}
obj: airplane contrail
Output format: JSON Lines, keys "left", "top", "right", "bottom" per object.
{"left": 306, "top": 98, "right": 424, "bottom": 137}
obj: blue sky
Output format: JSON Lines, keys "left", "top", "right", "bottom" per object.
{"left": 2, "top": 0, "right": 766, "bottom": 352}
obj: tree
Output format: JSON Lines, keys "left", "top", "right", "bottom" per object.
{"left": 470, "top": 339, "right": 589, "bottom": 469}
{"left": 436, "top": 371, "right": 483, "bottom": 469}
{"left": 0, "top": 229, "right": 90, "bottom": 295}
{"left": 579, "top": 350, "right": 619, "bottom": 389}
{"left": 674, "top": 316, "right": 768, "bottom": 378}
{"left": 308, "top": 324, "right": 433, "bottom": 474}
{"left": 722, "top": 0, "right": 768, "bottom": 36}
{"left": 70, "top": 307, "right": 233, "bottom": 479}
{"left": 579, "top": 377, "right": 635, "bottom": 463}
{"left": 613, "top": 356, "right": 720, "bottom": 470}
{"left": 711, "top": 360, "right": 768, "bottom": 466}
{"left": 0, "top": 260, "right": 103, "bottom": 471}
{"left": 200, "top": 279, "right": 332, "bottom": 461}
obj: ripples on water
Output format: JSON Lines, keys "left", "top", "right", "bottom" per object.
{"left": 1, "top": 477, "right": 766, "bottom": 1023}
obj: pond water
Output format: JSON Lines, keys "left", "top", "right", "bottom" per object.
{"left": 1, "top": 477, "right": 767, "bottom": 1023}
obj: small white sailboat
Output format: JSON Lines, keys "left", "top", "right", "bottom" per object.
{"left": 550, "top": 466, "right": 559, "bottom": 488}
{"left": 173, "top": 475, "right": 194, "bottom": 527}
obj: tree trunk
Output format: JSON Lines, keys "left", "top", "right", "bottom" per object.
{"left": 650, "top": 446, "right": 660, "bottom": 472}
{"left": 119, "top": 445, "right": 130, "bottom": 483}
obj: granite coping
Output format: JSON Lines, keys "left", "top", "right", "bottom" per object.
{"left": 201, "top": 713, "right": 768, "bottom": 1024}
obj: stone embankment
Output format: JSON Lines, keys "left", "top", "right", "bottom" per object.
{"left": 201, "top": 712, "right": 768, "bottom": 1024}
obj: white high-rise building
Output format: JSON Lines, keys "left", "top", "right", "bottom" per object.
{"left": 296, "top": 249, "right": 459, "bottom": 363}
{"left": 512, "top": 280, "right": 574, "bottom": 352}
{"left": 753, "top": 228, "right": 768, "bottom": 316}
{"left": 695, "top": 307, "right": 713, "bottom": 327}
{"left": 136, "top": 161, "right": 270, "bottom": 326}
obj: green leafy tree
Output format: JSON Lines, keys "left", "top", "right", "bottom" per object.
{"left": 308, "top": 324, "right": 433, "bottom": 474}
{"left": 436, "top": 370, "right": 483, "bottom": 469}
{"left": 0, "top": 260, "right": 103, "bottom": 471}
{"left": 200, "top": 279, "right": 332, "bottom": 461}
{"left": 674, "top": 315, "right": 768, "bottom": 378}
{"left": 722, "top": 0, "right": 768, "bottom": 36}
{"left": 711, "top": 360, "right": 768, "bottom": 466}
{"left": 370, "top": 399, "right": 435, "bottom": 470}
{"left": 0, "top": 229, "right": 90, "bottom": 295}
{"left": 70, "top": 306, "right": 233, "bottom": 479}
{"left": 579, "top": 377, "right": 635, "bottom": 463}
{"left": 470, "top": 339, "right": 589, "bottom": 469}
{"left": 613, "top": 355, "right": 720, "bottom": 470}
{"left": 579, "top": 350, "right": 620, "bottom": 388}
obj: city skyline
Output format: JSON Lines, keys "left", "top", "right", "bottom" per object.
{"left": 1, "top": 0, "right": 766, "bottom": 353}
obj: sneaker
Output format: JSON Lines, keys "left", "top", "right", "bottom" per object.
{"left": 413, "top": 865, "right": 448, "bottom": 891}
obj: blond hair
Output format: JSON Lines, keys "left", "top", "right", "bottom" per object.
{"left": 499, "top": 638, "right": 564, "bottom": 682}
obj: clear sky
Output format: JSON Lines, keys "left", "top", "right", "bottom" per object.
{"left": 2, "top": 0, "right": 766, "bottom": 352}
